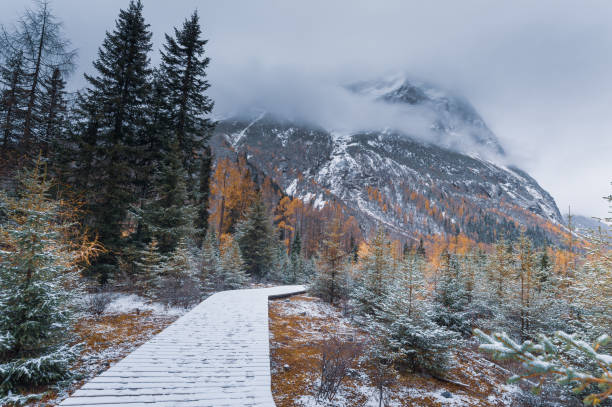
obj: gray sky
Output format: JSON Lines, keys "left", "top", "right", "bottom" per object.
{"left": 2, "top": 0, "right": 611, "bottom": 218}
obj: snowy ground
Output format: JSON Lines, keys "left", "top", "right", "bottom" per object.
{"left": 100, "top": 293, "right": 188, "bottom": 317}
{"left": 60, "top": 285, "right": 305, "bottom": 407}
{"left": 269, "top": 294, "right": 549, "bottom": 407}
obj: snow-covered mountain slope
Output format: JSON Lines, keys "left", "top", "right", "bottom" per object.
{"left": 348, "top": 75, "right": 505, "bottom": 157}
{"left": 212, "top": 78, "right": 563, "bottom": 243}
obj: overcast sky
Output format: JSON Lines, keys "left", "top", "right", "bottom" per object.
{"left": 2, "top": 0, "right": 611, "bottom": 218}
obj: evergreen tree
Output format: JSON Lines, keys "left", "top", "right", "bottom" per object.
{"left": 291, "top": 230, "right": 302, "bottom": 257}
{"left": 0, "top": 0, "right": 76, "bottom": 154}
{"left": 0, "top": 164, "right": 93, "bottom": 404}
{"left": 433, "top": 250, "right": 471, "bottom": 335}
{"left": 39, "top": 67, "right": 68, "bottom": 155}
{"left": 80, "top": 0, "right": 153, "bottom": 282}
{"left": 235, "top": 194, "right": 275, "bottom": 279}
{"left": 156, "top": 238, "right": 200, "bottom": 307}
{"left": 270, "top": 243, "right": 290, "bottom": 282}
{"left": 200, "top": 228, "right": 220, "bottom": 292}
{"left": 159, "top": 10, "right": 214, "bottom": 192}
{"left": 371, "top": 249, "right": 459, "bottom": 376}
{"left": 218, "top": 234, "right": 249, "bottom": 289}
{"left": 137, "top": 141, "right": 194, "bottom": 254}
{"left": 0, "top": 51, "right": 27, "bottom": 153}
{"left": 160, "top": 238, "right": 190, "bottom": 282}
{"left": 133, "top": 239, "right": 164, "bottom": 298}
{"left": 416, "top": 238, "right": 426, "bottom": 258}
{"left": 351, "top": 228, "right": 393, "bottom": 317}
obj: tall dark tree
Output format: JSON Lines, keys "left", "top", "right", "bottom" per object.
{"left": 0, "top": 51, "right": 27, "bottom": 153}
{"left": 236, "top": 193, "right": 275, "bottom": 279}
{"left": 0, "top": 0, "right": 76, "bottom": 153}
{"left": 80, "top": 0, "right": 153, "bottom": 282}
{"left": 39, "top": 67, "right": 67, "bottom": 155}
{"left": 138, "top": 141, "right": 194, "bottom": 254}
{"left": 159, "top": 11, "right": 214, "bottom": 191}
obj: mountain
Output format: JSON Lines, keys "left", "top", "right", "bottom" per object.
{"left": 211, "top": 76, "right": 563, "bottom": 244}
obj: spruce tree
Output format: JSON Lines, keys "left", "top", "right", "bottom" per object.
{"left": 0, "top": 164, "right": 87, "bottom": 403}
{"left": 235, "top": 194, "right": 275, "bottom": 279}
{"left": 138, "top": 141, "right": 194, "bottom": 254}
{"left": 433, "top": 250, "right": 471, "bottom": 335}
{"left": 0, "top": 0, "right": 76, "bottom": 153}
{"left": 0, "top": 51, "right": 27, "bottom": 153}
{"left": 351, "top": 227, "right": 393, "bottom": 317}
{"left": 270, "top": 243, "right": 290, "bottom": 282}
{"left": 218, "top": 235, "right": 249, "bottom": 290}
{"left": 157, "top": 238, "right": 200, "bottom": 307}
{"left": 39, "top": 67, "right": 68, "bottom": 155}
{"left": 80, "top": 0, "right": 153, "bottom": 281}
{"left": 133, "top": 239, "right": 164, "bottom": 298}
{"left": 159, "top": 11, "right": 214, "bottom": 192}
{"left": 200, "top": 228, "right": 220, "bottom": 292}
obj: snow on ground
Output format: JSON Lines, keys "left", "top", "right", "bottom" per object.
{"left": 102, "top": 293, "right": 187, "bottom": 316}
{"left": 60, "top": 285, "right": 305, "bottom": 407}
{"left": 270, "top": 294, "right": 532, "bottom": 407}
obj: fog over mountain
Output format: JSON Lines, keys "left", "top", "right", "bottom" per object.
{"left": 2, "top": 0, "right": 610, "bottom": 217}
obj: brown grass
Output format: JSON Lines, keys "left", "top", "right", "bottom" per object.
{"left": 24, "top": 311, "right": 178, "bottom": 406}
{"left": 269, "top": 294, "right": 524, "bottom": 407}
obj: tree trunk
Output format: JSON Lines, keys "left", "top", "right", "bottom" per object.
{"left": 23, "top": 3, "right": 48, "bottom": 149}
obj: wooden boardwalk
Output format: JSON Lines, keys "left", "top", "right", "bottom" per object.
{"left": 60, "top": 285, "right": 306, "bottom": 407}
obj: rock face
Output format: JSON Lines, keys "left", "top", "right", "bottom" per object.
{"left": 211, "top": 76, "right": 562, "bottom": 243}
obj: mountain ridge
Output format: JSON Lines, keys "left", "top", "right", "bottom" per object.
{"left": 211, "top": 77, "right": 563, "bottom": 244}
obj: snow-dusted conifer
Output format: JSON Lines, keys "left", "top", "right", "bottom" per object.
{"left": 351, "top": 227, "right": 394, "bottom": 317}
{"left": 0, "top": 164, "right": 95, "bottom": 403}
{"left": 200, "top": 228, "right": 220, "bottom": 291}
{"left": 133, "top": 239, "right": 164, "bottom": 298}
{"left": 373, "top": 250, "right": 459, "bottom": 375}
{"left": 218, "top": 234, "right": 249, "bottom": 289}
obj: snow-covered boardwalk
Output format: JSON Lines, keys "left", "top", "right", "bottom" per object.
{"left": 60, "top": 285, "right": 306, "bottom": 407}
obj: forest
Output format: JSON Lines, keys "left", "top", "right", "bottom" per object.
{"left": 0, "top": 1, "right": 610, "bottom": 406}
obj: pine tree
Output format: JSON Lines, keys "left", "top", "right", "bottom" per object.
{"left": 235, "top": 193, "right": 275, "bottom": 279}
{"left": 0, "top": 0, "right": 76, "bottom": 153}
{"left": 0, "top": 51, "right": 27, "bottom": 153}
{"left": 0, "top": 163, "right": 95, "bottom": 403}
{"left": 159, "top": 10, "right": 214, "bottom": 192}
{"left": 373, "top": 250, "right": 459, "bottom": 376}
{"left": 399, "top": 253, "right": 427, "bottom": 318}
{"left": 156, "top": 238, "right": 200, "bottom": 306}
{"left": 161, "top": 239, "right": 190, "bottom": 281}
{"left": 79, "top": 0, "right": 153, "bottom": 282}
{"left": 416, "top": 238, "right": 426, "bottom": 258}
{"left": 39, "top": 67, "right": 68, "bottom": 157}
{"left": 433, "top": 250, "right": 471, "bottom": 335}
{"left": 133, "top": 239, "right": 164, "bottom": 298}
{"left": 138, "top": 141, "right": 194, "bottom": 254}
{"left": 351, "top": 227, "right": 393, "bottom": 317}
{"left": 270, "top": 243, "right": 290, "bottom": 282}
{"left": 218, "top": 234, "right": 248, "bottom": 289}
{"left": 200, "top": 228, "right": 220, "bottom": 292}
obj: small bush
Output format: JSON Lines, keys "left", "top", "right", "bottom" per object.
{"left": 87, "top": 287, "right": 113, "bottom": 316}
{"left": 317, "top": 334, "right": 364, "bottom": 402}
{"left": 157, "top": 276, "right": 201, "bottom": 308}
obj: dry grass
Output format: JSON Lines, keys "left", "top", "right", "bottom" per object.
{"left": 269, "top": 294, "right": 527, "bottom": 407}
{"left": 25, "top": 310, "right": 178, "bottom": 406}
